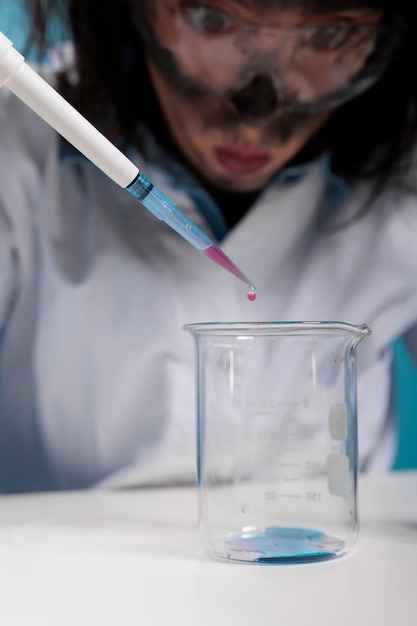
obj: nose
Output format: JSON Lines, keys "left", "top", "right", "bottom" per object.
{"left": 230, "top": 74, "right": 281, "bottom": 125}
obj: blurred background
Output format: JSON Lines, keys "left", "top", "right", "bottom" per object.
{"left": 0, "top": 1, "right": 416, "bottom": 470}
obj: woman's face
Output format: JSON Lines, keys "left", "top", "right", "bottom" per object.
{"left": 137, "top": 1, "right": 382, "bottom": 192}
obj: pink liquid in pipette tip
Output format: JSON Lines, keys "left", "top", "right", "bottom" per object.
{"left": 202, "top": 244, "right": 256, "bottom": 301}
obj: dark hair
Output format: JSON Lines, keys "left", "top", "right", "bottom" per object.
{"left": 24, "top": 0, "right": 417, "bottom": 196}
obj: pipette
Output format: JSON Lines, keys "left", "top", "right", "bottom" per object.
{"left": 0, "top": 32, "right": 256, "bottom": 299}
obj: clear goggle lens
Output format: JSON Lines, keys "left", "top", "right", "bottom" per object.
{"left": 142, "top": 4, "right": 399, "bottom": 116}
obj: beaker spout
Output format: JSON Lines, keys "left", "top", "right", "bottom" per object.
{"left": 352, "top": 323, "right": 372, "bottom": 348}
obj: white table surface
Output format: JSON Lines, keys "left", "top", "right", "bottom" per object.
{"left": 0, "top": 472, "right": 416, "bottom": 626}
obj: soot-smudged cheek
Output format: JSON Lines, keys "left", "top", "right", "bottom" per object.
{"left": 162, "top": 75, "right": 323, "bottom": 149}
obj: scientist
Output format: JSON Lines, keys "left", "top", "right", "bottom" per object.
{"left": 0, "top": 0, "right": 416, "bottom": 492}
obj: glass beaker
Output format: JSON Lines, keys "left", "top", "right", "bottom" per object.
{"left": 184, "top": 321, "right": 371, "bottom": 564}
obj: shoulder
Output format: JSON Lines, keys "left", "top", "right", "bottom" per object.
{"left": 0, "top": 57, "right": 67, "bottom": 232}
{"left": 329, "top": 175, "right": 417, "bottom": 267}
{"left": 0, "top": 70, "right": 57, "bottom": 165}
{"left": 0, "top": 42, "right": 76, "bottom": 160}
{"left": 379, "top": 185, "right": 417, "bottom": 272}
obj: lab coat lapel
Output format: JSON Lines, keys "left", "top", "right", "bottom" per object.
{"left": 219, "top": 163, "right": 326, "bottom": 283}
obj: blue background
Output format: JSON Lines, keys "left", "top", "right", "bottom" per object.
{"left": 1, "top": 3, "right": 416, "bottom": 469}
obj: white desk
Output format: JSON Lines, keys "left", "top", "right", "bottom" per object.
{"left": 0, "top": 472, "right": 416, "bottom": 626}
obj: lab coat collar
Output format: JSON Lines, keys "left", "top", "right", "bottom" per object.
{"left": 59, "top": 126, "right": 349, "bottom": 242}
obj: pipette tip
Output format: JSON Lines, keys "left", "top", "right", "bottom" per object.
{"left": 202, "top": 244, "right": 256, "bottom": 300}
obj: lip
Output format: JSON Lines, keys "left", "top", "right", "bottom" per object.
{"left": 213, "top": 145, "right": 272, "bottom": 174}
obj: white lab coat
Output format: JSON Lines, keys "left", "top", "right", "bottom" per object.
{"left": 1, "top": 78, "right": 417, "bottom": 493}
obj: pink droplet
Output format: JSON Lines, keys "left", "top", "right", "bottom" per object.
{"left": 247, "top": 288, "right": 257, "bottom": 302}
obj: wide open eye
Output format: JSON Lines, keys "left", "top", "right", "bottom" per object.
{"left": 182, "top": 2, "right": 233, "bottom": 34}
{"left": 302, "top": 22, "right": 369, "bottom": 52}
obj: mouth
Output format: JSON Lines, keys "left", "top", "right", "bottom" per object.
{"left": 213, "top": 145, "right": 272, "bottom": 174}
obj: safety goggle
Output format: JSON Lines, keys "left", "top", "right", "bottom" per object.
{"left": 138, "top": 2, "right": 400, "bottom": 117}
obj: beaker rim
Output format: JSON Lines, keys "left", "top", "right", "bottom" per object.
{"left": 183, "top": 321, "right": 372, "bottom": 338}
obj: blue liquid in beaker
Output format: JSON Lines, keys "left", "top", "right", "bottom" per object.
{"left": 225, "top": 527, "right": 343, "bottom": 564}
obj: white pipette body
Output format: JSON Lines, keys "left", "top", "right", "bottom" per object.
{"left": 0, "top": 31, "right": 137, "bottom": 186}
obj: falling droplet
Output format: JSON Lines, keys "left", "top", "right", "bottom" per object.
{"left": 247, "top": 286, "right": 257, "bottom": 302}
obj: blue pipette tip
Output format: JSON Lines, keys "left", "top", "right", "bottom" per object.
{"left": 126, "top": 171, "right": 256, "bottom": 294}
